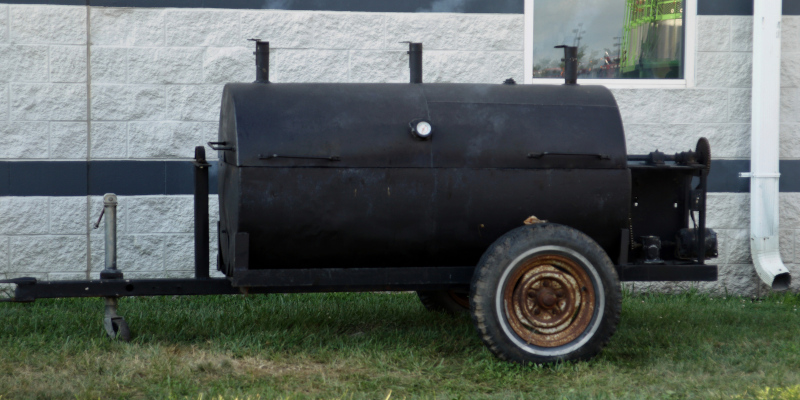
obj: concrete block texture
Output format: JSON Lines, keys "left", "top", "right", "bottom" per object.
{"left": 695, "top": 123, "right": 750, "bottom": 159}
{"left": 782, "top": 88, "right": 800, "bottom": 125}
{"left": 166, "top": 85, "right": 223, "bottom": 122}
{"left": 9, "top": 5, "right": 86, "bottom": 45}
{"left": 0, "top": 237, "right": 8, "bottom": 274}
{"left": 273, "top": 49, "right": 350, "bottom": 83}
{"left": 10, "top": 235, "right": 87, "bottom": 273}
{"left": 780, "top": 193, "right": 800, "bottom": 229}
{"left": 50, "top": 122, "right": 88, "bottom": 159}
{"left": 610, "top": 89, "right": 662, "bottom": 125}
{"left": 90, "top": 47, "right": 128, "bottom": 84}
{"left": 384, "top": 13, "right": 461, "bottom": 50}
{"left": 696, "top": 52, "right": 751, "bottom": 88}
{"left": 90, "top": 8, "right": 164, "bottom": 47}
{"left": 350, "top": 51, "right": 409, "bottom": 83}
{"left": 728, "top": 88, "right": 751, "bottom": 123}
{"left": 311, "top": 12, "right": 384, "bottom": 50}
{"left": 0, "top": 84, "right": 7, "bottom": 121}
{"left": 660, "top": 89, "right": 729, "bottom": 124}
{"left": 165, "top": 9, "right": 240, "bottom": 47}
{"left": 127, "top": 196, "right": 194, "bottom": 233}
{"left": 423, "top": 51, "right": 523, "bottom": 84}
{"left": 91, "top": 84, "right": 165, "bottom": 121}
{"left": 49, "top": 197, "right": 86, "bottom": 234}
{"left": 203, "top": 47, "right": 254, "bottom": 84}
{"left": 90, "top": 234, "right": 163, "bottom": 272}
{"left": 0, "top": 197, "right": 50, "bottom": 235}
{"left": 780, "top": 124, "right": 800, "bottom": 159}
{"left": 91, "top": 122, "right": 127, "bottom": 158}
{"left": 783, "top": 16, "right": 800, "bottom": 54}
{"left": 128, "top": 121, "right": 216, "bottom": 158}
{"left": 0, "top": 45, "right": 48, "bottom": 83}
{"left": 697, "top": 16, "right": 730, "bottom": 52}
{"left": 50, "top": 45, "right": 87, "bottom": 83}
{"left": 706, "top": 193, "right": 749, "bottom": 230}
{"left": 10, "top": 83, "right": 87, "bottom": 121}
{"left": 0, "top": 121, "right": 49, "bottom": 159}
{"left": 128, "top": 47, "right": 204, "bottom": 84}
{"left": 241, "top": 11, "right": 315, "bottom": 49}
{"left": 730, "top": 16, "right": 753, "bottom": 52}
{"left": 782, "top": 52, "right": 800, "bottom": 88}
{"left": 0, "top": 5, "right": 7, "bottom": 43}
{"left": 624, "top": 123, "right": 696, "bottom": 155}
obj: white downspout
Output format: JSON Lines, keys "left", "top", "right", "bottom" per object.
{"left": 748, "top": 0, "right": 791, "bottom": 290}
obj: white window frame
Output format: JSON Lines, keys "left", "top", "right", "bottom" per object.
{"left": 523, "top": 0, "right": 696, "bottom": 89}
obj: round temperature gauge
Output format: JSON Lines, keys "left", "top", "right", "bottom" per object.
{"left": 410, "top": 119, "right": 433, "bottom": 140}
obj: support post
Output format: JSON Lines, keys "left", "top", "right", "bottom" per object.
{"left": 252, "top": 39, "right": 270, "bottom": 83}
{"left": 697, "top": 170, "right": 707, "bottom": 265}
{"left": 100, "top": 193, "right": 122, "bottom": 280}
{"left": 194, "top": 146, "right": 210, "bottom": 279}
{"left": 407, "top": 42, "right": 423, "bottom": 83}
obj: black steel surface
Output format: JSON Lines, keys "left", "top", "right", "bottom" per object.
{"left": 194, "top": 146, "right": 210, "bottom": 279}
{"left": 1, "top": 266, "right": 474, "bottom": 302}
{"left": 216, "top": 81, "right": 630, "bottom": 275}
{"left": 407, "top": 42, "right": 423, "bottom": 83}
{"left": 218, "top": 83, "right": 627, "bottom": 169}
{"left": 219, "top": 166, "right": 630, "bottom": 272}
{"left": 616, "top": 264, "right": 718, "bottom": 281}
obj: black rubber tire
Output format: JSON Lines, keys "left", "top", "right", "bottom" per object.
{"left": 108, "top": 318, "right": 131, "bottom": 342}
{"left": 470, "top": 223, "right": 621, "bottom": 364}
{"left": 417, "top": 290, "right": 470, "bottom": 315}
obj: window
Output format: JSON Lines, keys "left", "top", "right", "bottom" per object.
{"left": 523, "top": 0, "right": 696, "bottom": 87}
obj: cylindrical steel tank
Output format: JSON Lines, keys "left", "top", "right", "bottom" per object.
{"left": 216, "top": 83, "right": 630, "bottom": 274}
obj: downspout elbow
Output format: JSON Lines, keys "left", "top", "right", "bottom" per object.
{"left": 751, "top": 236, "right": 791, "bottom": 291}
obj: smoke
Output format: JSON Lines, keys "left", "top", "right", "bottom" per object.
{"left": 416, "top": 0, "right": 471, "bottom": 13}
{"left": 262, "top": 0, "right": 293, "bottom": 9}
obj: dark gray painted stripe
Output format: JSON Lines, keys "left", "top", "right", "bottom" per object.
{"left": 8, "top": 0, "right": 799, "bottom": 15}
{"left": 1, "top": 0, "right": 524, "bottom": 13}
{"left": 0, "top": 159, "right": 796, "bottom": 196}
{"left": 698, "top": 0, "right": 800, "bottom": 15}
{"left": 0, "top": 161, "right": 219, "bottom": 196}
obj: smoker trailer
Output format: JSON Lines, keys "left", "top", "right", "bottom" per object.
{"left": 0, "top": 43, "right": 717, "bottom": 364}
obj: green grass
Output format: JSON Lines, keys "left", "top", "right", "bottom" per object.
{"left": 2, "top": 291, "right": 800, "bottom": 399}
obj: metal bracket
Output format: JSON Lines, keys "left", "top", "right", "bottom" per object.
{"left": 208, "top": 141, "right": 234, "bottom": 151}
{"left": 739, "top": 172, "right": 781, "bottom": 178}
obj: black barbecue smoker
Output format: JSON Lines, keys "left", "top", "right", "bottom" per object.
{"left": 0, "top": 42, "right": 717, "bottom": 365}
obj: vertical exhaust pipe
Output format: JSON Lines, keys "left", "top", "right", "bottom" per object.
{"left": 405, "top": 42, "right": 423, "bottom": 83}
{"left": 556, "top": 45, "right": 578, "bottom": 85}
{"left": 193, "top": 146, "right": 210, "bottom": 279}
{"left": 250, "top": 39, "right": 269, "bottom": 83}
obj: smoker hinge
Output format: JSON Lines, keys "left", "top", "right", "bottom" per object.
{"left": 208, "top": 141, "right": 234, "bottom": 151}
{"left": 527, "top": 152, "right": 610, "bottom": 160}
{"left": 259, "top": 154, "right": 341, "bottom": 162}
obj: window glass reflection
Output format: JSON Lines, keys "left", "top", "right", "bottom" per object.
{"left": 533, "top": 0, "right": 683, "bottom": 79}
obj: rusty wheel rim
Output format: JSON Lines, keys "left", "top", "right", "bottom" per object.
{"left": 502, "top": 253, "right": 596, "bottom": 348}
{"left": 448, "top": 290, "right": 470, "bottom": 309}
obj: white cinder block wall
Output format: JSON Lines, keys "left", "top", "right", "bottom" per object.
{"left": 0, "top": 4, "right": 799, "bottom": 296}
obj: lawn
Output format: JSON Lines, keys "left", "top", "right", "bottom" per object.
{"left": 1, "top": 290, "right": 800, "bottom": 399}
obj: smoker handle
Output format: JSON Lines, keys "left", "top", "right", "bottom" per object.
{"left": 208, "top": 142, "right": 234, "bottom": 151}
{"left": 527, "top": 152, "right": 610, "bottom": 160}
{"left": 259, "top": 154, "right": 341, "bottom": 162}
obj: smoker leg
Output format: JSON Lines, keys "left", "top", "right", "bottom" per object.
{"left": 103, "top": 297, "right": 130, "bottom": 341}
{"left": 98, "top": 193, "right": 130, "bottom": 341}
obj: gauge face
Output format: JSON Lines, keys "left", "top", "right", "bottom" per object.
{"left": 415, "top": 121, "right": 432, "bottom": 137}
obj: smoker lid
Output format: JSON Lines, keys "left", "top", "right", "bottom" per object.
{"left": 218, "top": 83, "right": 627, "bottom": 169}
